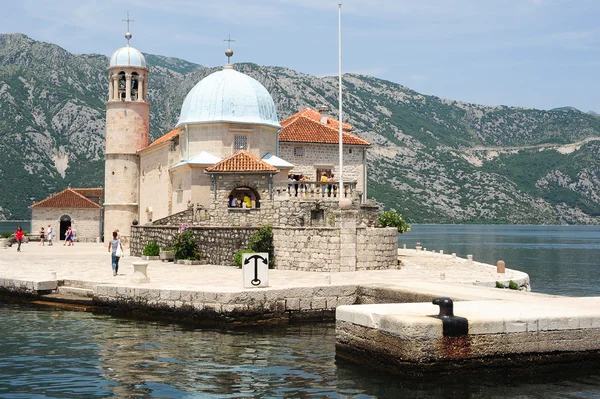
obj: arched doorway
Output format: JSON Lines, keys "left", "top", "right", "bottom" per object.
{"left": 59, "top": 215, "right": 72, "bottom": 240}
{"left": 228, "top": 186, "right": 261, "bottom": 208}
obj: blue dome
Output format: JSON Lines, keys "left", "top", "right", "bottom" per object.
{"left": 109, "top": 45, "right": 147, "bottom": 68}
{"left": 177, "top": 68, "right": 280, "bottom": 129}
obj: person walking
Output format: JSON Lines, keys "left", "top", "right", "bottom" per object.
{"left": 64, "top": 226, "right": 74, "bottom": 246}
{"left": 39, "top": 227, "right": 45, "bottom": 246}
{"left": 108, "top": 231, "right": 123, "bottom": 276}
{"left": 47, "top": 224, "right": 54, "bottom": 246}
{"left": 13, "top": 226, "right": 24, "bottom": 252}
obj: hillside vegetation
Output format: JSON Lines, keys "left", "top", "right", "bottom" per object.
{"left": 0, "top": 33, "right": 599, "bottom": 224}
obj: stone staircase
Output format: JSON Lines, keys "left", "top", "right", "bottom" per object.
{"left": 36, "top": 280, "right": 94, "bottom": 308}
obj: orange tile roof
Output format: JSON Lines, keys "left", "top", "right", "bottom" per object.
{"left": 205, "top": 150, "right": 278, "bottom": 173}
{"left": 280, "top": 108, "right": 353, "bottom": 132}
{"left": 141, "top": 128, "right": 180, "bottom": 151}
{"left": 31, "top": 188, "right": 102, "bottom": 209}
{"left": 73, "top": 188, "right": 103, "bottom": 198}
{"left": 279, "top": 115, "right": 371, "bottom": 146}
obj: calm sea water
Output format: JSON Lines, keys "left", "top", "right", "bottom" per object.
{"left": 399, "top": 225, "right": 600, "bottom": 297}
{"left": 0, "top": 221, "right": 31, "bottom": 234}
{"left": 0, "top": 225, "right": 599, "bottom": 398}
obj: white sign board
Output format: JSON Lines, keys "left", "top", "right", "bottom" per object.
{"left": 242, "top": 252, "right": 269, "bottom": 288}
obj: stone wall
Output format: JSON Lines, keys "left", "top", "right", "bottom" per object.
{"left": 273, "top": 227, "right": 341, "bottom": 271}
{"left": 131, "top": 225, "right": 258, "bottom": 266}
{"left": 356, "top": 227, "right": 399, "bottom": 270}
{"left": 273, "top": 224, "right": 398, "bottom": 272}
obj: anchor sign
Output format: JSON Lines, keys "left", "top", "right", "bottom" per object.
{"left": 242, "top": 253, "right": 269, "bottom": 288}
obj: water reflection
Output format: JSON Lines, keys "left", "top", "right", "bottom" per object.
{"left": 1, "top": 304, "right": 600, "bottom": 398}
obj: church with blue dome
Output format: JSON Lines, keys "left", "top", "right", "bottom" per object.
{"left": 103, "top": 28, "right": 371, "bottom": 241}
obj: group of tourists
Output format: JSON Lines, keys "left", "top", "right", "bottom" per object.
{"left": 288, "top": 172, "right": 336, "bottom": 197}
{"left": 229, "top": 194, "right": 253, "bottom": 208}
{"left": 11, "top": 224, "right": 79, "bottom": 252}
{"left": 37, "top": 224, "right": 75, "bottom": 247}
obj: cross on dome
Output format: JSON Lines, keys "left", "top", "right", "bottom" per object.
{"left": 223, "top": 34, "right": 235, "bottom": 66}
{"left": 122, "top": 12, "right": 135, "bottom": 44}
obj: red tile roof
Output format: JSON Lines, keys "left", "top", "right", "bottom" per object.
{"left": 279, "top": 115, "right": 371, "bottom": 146}
{"left": 205, "top": 150, "right": 278, "bottom": 173}
{"left": 73, "top": 188, "right": 103, "bottom": 198}
{"left": 31, "top": 188, "right": 102, "bottom": 209}
{"left": 280, "top": 108, "right": 353, "bottom": 132}
{"left": 141, "top": 128, "right": 180, "bottom": 151}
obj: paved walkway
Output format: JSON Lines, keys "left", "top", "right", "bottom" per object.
{"left": 0, "top": 242, "right": 529, "bottom": 293}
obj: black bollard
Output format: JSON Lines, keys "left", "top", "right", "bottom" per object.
{"left": 431, "top": 297, "right": 469, "bottom": 337}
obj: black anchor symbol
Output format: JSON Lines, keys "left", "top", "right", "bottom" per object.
{"left": 244, "top": 254, "right": 267, "bottom": 286}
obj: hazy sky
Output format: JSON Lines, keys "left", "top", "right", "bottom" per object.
{"left": 2, "top": 0, "right": 600, "bottom": 112}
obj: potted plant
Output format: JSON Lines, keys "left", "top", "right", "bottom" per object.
{"left": 142, "top": 241, "right": 160, "bottom": 260}
{"left": 186, "top": 199, "right": 193, "bottom": 209}
{"left": 159, "top": 246, "right": 175, "bottom": 262}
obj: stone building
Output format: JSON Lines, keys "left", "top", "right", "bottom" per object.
{"left": 30, "top": 188, "right": 103, "bottom": 242}
{"left": 105, "top": 29, "right": 398, "bottom": 271}
{"left": 101, "top": 29, "right": 371, "bottom": 235}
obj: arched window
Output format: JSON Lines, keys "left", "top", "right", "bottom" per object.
{"left": 118, "top": 72, "right": 126, "bottom": 101}
{"left": 131, "top": 72, "right": 139, "bottom": 101}
{"left": 228, "top": 186, "right": 261, "bottom": 209}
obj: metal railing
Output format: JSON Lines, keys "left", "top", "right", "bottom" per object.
{"left": 273, "top": 181, "right": 357, "bottom": 200}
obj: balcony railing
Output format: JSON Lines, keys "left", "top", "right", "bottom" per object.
{"left": 273, "top": 180, "right": 357, "bottom": 200}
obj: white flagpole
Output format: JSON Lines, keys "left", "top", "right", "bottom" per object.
{"left": 338, "top": 3, "right": 344, "bottom": 201}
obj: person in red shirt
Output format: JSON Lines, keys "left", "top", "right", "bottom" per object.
{"left": 13, "top": 226, "right": 24, "bottom": 252}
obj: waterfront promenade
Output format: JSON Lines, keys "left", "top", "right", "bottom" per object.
{"left": 0, "top": 242, "right": 530, "bottom": 294}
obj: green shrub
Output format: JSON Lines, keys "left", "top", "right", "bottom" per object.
{"left": 508, "top": 280, "right": 519, "bottom": 290}
{"left": 234, "top": 249, "right": 254, "bottom": 267}
{"left": 249, "top": 224, "right": 274, "bottom": 265}
{"left": 0, "top": 233, "right": 12, "bottom": 239}
{"left": 495, "top": 281, "right": 505, "bottom": 289}
{"left": 172, "top": 225, "right": 202, "bottom": 260}
{"left": 142, "top": 241, "right": 160, "bottom": 256}
{"left": 378, "top": 210, "right": 411, "bottom": 234}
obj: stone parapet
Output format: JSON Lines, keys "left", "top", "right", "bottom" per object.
{"left": 131, "top": 225, "right": 257, "bottom": 266}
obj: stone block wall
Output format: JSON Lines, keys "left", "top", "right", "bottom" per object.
{"left": 131, "top": 225, "right": 258, "bottom": 266}
{"left": 273, "top": 225, "right": 398, "bottom": 272}
{"left": 273, "top": 227, "right": 341, "bottom": 271}
{"left": 356, "top": 227, "right": 398, "bottom": 270}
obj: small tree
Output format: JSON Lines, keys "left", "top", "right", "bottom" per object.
{"left": 248, "top": 224, "right": 274, "bottom": 266}
{"left": 378, "top": 210, "right": 410, "bottom": 234}
{"left": 172, "top": 224, "right": 202, "bottom": 260}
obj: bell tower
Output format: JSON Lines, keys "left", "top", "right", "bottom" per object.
{"left": 103, "top": 16, "right": 150, "bottom": 242}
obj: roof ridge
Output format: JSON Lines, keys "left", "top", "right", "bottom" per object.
{"left": 280, "top": 108, "right": 312, "bottom": 127}
{"left": 67, "top": 188, "right": 99, "bottom": 206}
{"left": 206, "top": 149, "right": 277, "bottom": 172}
{"left": 31, "top": 188, "right": 102, "bottom": 209}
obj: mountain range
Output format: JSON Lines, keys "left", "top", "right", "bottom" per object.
{"left": 0, "top": 33, "right": 599, "bottom": 224}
